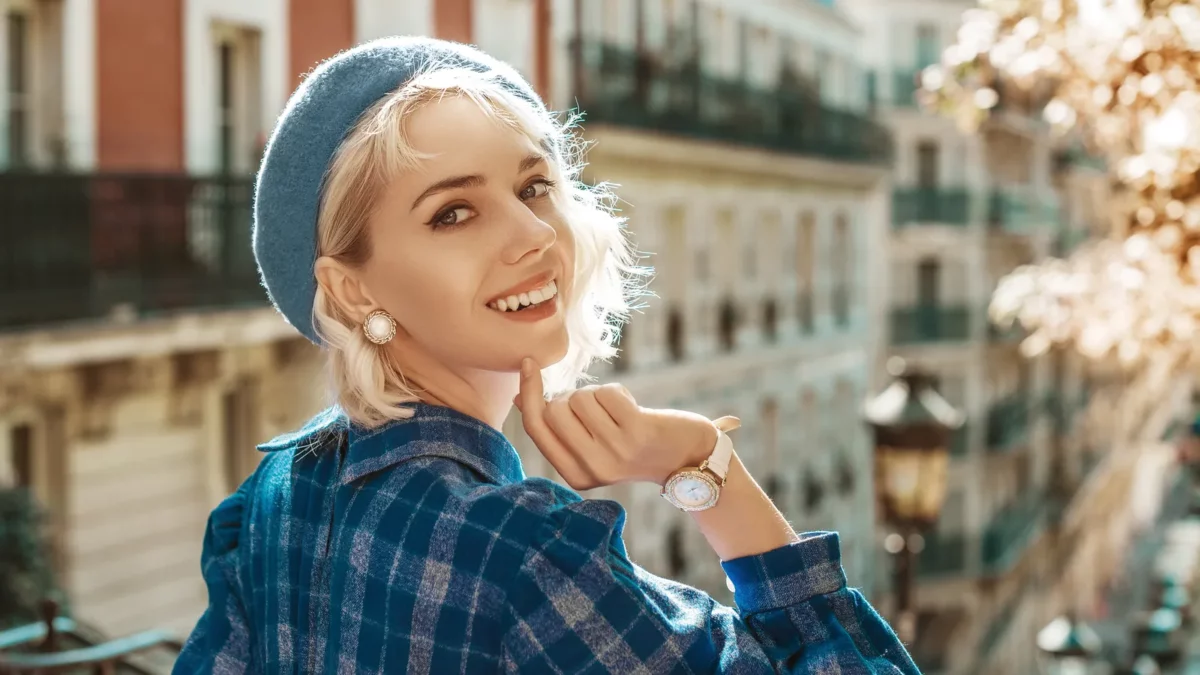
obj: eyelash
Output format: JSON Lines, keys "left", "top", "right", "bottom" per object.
{"left": 428, "top": 178, "right": 558, "bottom": 230}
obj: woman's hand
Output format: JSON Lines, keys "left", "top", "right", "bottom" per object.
{"left": 514, "top": 357, "right": 738, "bottom": 490}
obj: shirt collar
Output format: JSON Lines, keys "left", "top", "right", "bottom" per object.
{"left": 257, "top": 403, "right": 526, "bottom": 487}
{"left": 340, "top": 403, "right": 525, "bottom": 486}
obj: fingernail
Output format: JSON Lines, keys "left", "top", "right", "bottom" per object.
{"left": 520, "top": 358, "right": 532, "bottom": 377}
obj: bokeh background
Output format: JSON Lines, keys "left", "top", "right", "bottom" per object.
{"left": 0, "top": 1, "right": 1196, "bottom": 673}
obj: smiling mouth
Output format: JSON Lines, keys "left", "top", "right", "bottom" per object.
{"left": 487, "top": 279, "right": 558, "bottom": 313}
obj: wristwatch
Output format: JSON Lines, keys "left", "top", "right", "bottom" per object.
{"left": 660, "top": 427, "right": 735, "bottom": 512}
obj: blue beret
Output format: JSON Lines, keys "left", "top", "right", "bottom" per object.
{"left": 253, "top": 36, "right": 545, "bottom": 343}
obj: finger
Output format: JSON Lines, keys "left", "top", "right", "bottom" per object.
{"left": 568, "top": 387, "right": 623, "bottom": 448}
{"left": 545, "top": 396, "right": 608, "bottom": 485}
{"left": 517, "top": 359, "right": 591, "bottom": 486}
{"left": 593, "top": 383, "right": 641, "bottom": 426}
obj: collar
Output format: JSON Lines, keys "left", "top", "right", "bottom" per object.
{"left": 258, "top": 403, "right": 526, "bottom": 487}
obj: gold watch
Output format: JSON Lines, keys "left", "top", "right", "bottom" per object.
{"left": 660, "top": 427, "right": 735, "bottom": 512}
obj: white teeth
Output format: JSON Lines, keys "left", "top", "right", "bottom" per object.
{"left": 489, "top": 280, "right": 559, "bottom": 312}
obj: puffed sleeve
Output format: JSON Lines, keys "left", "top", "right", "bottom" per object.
{"left": 173, "top": 481, "right": 255, "bottom": 675}
{"left": 500, "top": 482, "right": 919, "bottom": 674}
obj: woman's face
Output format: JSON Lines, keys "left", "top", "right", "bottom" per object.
{"left": 357, "top": 96, "right": 575, "bottom": 376}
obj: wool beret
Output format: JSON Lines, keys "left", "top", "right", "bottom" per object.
{"left": 253, "top": 36, "right": 545, "bottom": 343}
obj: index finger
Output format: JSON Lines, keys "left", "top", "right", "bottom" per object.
{"left": 517, "top": 359, "right": 589, "bottom": 482}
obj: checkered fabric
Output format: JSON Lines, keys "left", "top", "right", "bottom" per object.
{"left": 174, "top": 404, "right": 920, "bottom": 674}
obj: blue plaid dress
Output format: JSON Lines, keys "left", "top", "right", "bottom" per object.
{"left": 174, "top": 403, "right": 919, "bottom": 674}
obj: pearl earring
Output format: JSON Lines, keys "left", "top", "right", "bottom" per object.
{"left": 362, "top": 310, "right": 397, "bottom": 345}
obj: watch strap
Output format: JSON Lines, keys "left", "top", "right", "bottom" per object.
{"left": 703, "top": 429, "right": 734, "bottom": 482}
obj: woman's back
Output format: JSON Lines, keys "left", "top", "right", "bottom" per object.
{"left": 175, "top": 405, "right": 918, "bottom": 674}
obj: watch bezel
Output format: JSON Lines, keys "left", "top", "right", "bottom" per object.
{"left": 661, "top": 468, "right": 721, "bottom": 512}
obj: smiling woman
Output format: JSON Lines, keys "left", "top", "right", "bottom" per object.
{"left": 174, "top": 36, "right": 919, "bottom": 675}
{"left": 310, "top": 68, "right": 635, "bottom": 428}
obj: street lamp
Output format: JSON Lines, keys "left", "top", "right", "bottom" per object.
{"left": 1036, "top": 614, "right": 1104, "bottom": 675}
{"left": 863, "top": 358, "right": 965, "bottom": 643}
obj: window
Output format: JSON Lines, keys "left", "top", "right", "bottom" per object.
{"left": 837, "top": 456, "right": 856, "bottom": 496}
{"left": 613, "top": 322, "right": 630, "bottom": 372}
{"left": 666, "top": 304, "right": 685, "bottom": 361}
{"left": 761, "top": 298, "right": 777, "bottom": 341}
{"left": 796, "top": 212, "right": 815, "bottom": 333}
{"left": 917, "top": 258, "right": 940, "bottom": 306}
{"left": 6, "top": 12, "right": 29, "bottom": 167}
{"left": 917, "top": 140, "right": 939, "bottom": 187}
{"left": 213, "top": 25, "right": 264, "bottom": 175}
{"left": 832, "top": 213, "right": 851, "bottom": 326}
{"left": 718, "top": 297, "right": 737, "bottom": 351}
{"left": 223, "top": 378, "right": 261, "bottom": 491}
{"left": 803, "top": 470, "right": 825, "bottom": 511}
{"left": 9, "top": 423, "right": 33, "bottom": 488}
{"left": 763, "top": 474, "right": 782, "bottom": 503}
{"left": 667, "top": 524, "right": 687, "bottom": 576}
{"left": 916, "top": 23, "right": 940, "bottom": 68}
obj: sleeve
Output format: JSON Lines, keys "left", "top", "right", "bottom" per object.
{"left": 500, "top": 493, "right": 919, "bottom": 674}
{"left": 173, "top": 483, "right": 255, "bottom": 675}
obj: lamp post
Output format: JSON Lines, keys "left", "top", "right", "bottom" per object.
{"left": 1036, "top": 613, "right": 1105, "bottom": 675}
{"left": 864, "top": 358, "right": 965, "bottom": 644}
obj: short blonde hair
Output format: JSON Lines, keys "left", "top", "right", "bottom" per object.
{"left": 313, "top": 66, "right": 641, "bottom": 427}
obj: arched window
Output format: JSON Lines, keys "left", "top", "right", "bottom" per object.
{"left": 667, "top": 524, "right": 687, "bottom": 577}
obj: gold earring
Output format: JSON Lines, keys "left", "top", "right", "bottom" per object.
{"left": 362, "top": 310, "right": 397, "bottom": 345}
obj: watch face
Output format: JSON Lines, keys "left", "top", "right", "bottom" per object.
{"left": 663, "top": 471, "right": 719, "bottom": 511}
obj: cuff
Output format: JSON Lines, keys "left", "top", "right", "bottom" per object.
{"left": 720, "top": 531, "right": 848, "bottom": 615}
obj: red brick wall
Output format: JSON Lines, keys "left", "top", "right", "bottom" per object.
{"left": 289, "top": 0, "right": 354, "bottom": 89}
{"left": 96, "top": 0, "right": 184, "bottom": 171}
{"left": 434, "top": 0, "right": 473, "bottom": 44}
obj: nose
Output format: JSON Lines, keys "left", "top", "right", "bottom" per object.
{"left": 499, "top": 201, "right": 557, "bottom": 265}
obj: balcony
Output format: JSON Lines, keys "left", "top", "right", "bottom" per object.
{"left": 890, "top": 304, "right": 971, "bottom": 345}
{"left": 918, "top": 530, "right": 968, "bottom": 579}
{"left": 892, "top": 187, "right": 971, "bottom": 227}
{"left": 986, "top": 394, "right": 1031, "bottom": 452}
{"left": 981, "top": 492, "right": 1046, "bottom": 574}
{"left": 988, "top": 189, "right": 1060, "bottom": 233}
{"left": 0, "top": 173, "right": 263, "bottom": 332}
{"left": 571, "top": 40, "right": 893, "bottom": 165}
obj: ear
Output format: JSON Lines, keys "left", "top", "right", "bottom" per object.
{"left": 314, "top": 255, "right": 378, "bottom": 322}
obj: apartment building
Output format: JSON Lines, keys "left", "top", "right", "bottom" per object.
{"left": 0, "top": 0, "right": 894, "bottom": 640}
{"left": 834, "top": 0, "right": 1177, "bottom": 672}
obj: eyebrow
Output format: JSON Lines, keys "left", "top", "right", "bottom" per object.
{"left": 409, "top": 152, "right": 548, "bottom": 212}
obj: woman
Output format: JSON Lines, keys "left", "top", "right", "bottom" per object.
{"left": 175, "top": 37, "right": 919, "bottom": 674}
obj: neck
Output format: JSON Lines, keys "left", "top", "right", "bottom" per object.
{"left": 384, "top": 343, "right": 518, "bottom": 430}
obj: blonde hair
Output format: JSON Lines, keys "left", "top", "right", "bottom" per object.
{"left": 313, "top": 66, "right": 642, "bottom": 427}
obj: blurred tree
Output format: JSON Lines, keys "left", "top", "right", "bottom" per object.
{"left": 0, "top": 487, "right": 66, "bottom": 629}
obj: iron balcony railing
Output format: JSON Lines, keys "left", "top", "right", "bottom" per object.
{"left": 918, "top": 530, "right": 968, "bottom": 578}
{"left": 988, "top": 189, "right": 1061, "bottom": 232}
{"left": 892, "top": 186, "right": 971, "bottom": 227}
{"left": 570, "top": 40, "right": 894, "bottom": 165}
{"left": 889, "top": 304, "right": 972, "bottom": 344}
{"left": 980, "top": 492, "right": 1046, "bottom": 574}
{"left": 0, "top": 172, "right": 264, "bottom": 331}
{"left": 986, "top": 393, "right": 1031, "bottom": 452}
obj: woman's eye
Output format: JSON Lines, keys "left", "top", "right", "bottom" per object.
{"left": 520, "top": 180, "right": 552, "bottom": 201}
{"left": 434, "top": 206, "right": 474, "bottom": 228}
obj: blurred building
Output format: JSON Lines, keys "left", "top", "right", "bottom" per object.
{"left": 0, "top": 0, "right": 892, "bottom": 641}
{"left": 503, "top": 0, "right": 893, "bottom": 601}
{"left": 835, "top": 0, "right": 1181, "bottom": 672}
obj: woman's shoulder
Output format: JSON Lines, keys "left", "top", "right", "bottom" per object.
{"left": 481, "top": 477, "right": 630, "bottom": 559}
